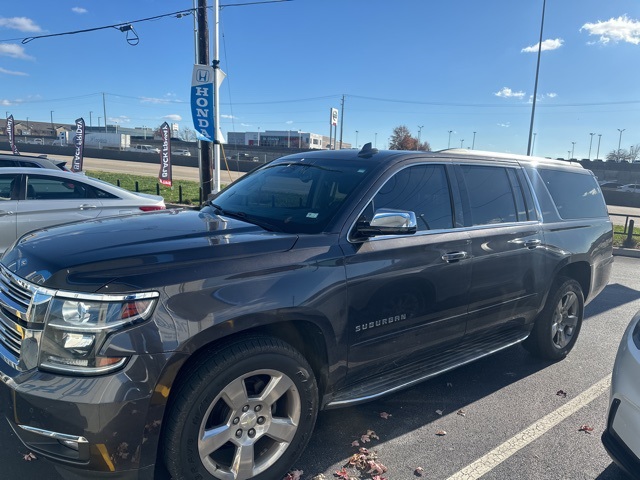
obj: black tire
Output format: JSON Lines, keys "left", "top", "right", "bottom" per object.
{"left": 523, "top": 277, "right": 584, "bottom": 361}
{"left": 163, "top": 335, "right": 318, "bottom": 480}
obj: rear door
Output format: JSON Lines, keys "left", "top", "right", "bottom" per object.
{"left": 454, "top": 163, "right": 546, "bottom": 337}
{"left": 342, "top": 163, "right": 472, "bottom": 384}
{"left": 16, "top": 173, "right": 103, "bottom": 238}
{"left": 0, "top": 173, "right": 19, "bottom": 251}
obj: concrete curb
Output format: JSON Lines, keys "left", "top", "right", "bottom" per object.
{"left": 613, "top": 247, "right": 640, "bottom": 258}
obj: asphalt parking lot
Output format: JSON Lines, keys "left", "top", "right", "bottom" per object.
{"left": 0, "top": 256, "right": 637, "bottom": 479}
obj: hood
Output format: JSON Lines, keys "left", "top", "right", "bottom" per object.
{"left": 1, "top": 209, "right": 298, "bottom": 291}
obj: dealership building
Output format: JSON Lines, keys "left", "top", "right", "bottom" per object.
{"left": 227, "top": 130, "right": 351, "bottom": 150}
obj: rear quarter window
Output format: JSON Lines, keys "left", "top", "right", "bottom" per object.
{"left": 536, "top": 168, "right": 608, "bottom": 219}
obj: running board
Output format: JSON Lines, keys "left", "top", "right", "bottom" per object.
{"left": 326, "top": 328, "right": 529, "bottom": 409}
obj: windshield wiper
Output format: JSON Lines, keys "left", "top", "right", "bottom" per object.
{"left": 210, "top": 204, "right": 281, "bottom": 232}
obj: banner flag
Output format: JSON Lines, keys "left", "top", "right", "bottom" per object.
{"left": 7, "top": 115, "right": 19, "bottom": 155}
{"left": 191, "top": 64, "right": 214, "bottom": 142}
{"left": 158, "top": 122, "right": 172, "bottom": 186}
{"left": 71, "top": 117, "right": 85, "bottom": 172}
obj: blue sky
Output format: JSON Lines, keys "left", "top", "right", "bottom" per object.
{"left": 1, "top": 0, "right": 639, "bottom": 159}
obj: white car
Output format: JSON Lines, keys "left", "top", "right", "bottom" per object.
{"left": 129, "top": 144, "right": 161, "bottom": 154}
{"left": 173, "top": 149, "right": 191, "bottom": 156}
{"left": 0, "top": 168, "right": 165, "bottom": 253}
{"left": 617, "top": 184, "right": 640, "bottom": 193}
{"left": 602, "top": 312, "right": 640, "bottom": 479}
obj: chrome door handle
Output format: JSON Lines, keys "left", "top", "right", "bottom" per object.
{"left": 0, "top": 210, "right": 14, "bottom": 217}
{"left": 79, "top": 204, "right": 97, "bottom": 210}
{"left": 524, "top": 239, "right": 542, "bottom": 249}
{"left": 442, "top": 251, "right": 468, "bottom": 263}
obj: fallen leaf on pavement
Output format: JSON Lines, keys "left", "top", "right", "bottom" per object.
{"left": 435, "top": 409, "right": 443, "bottom": 416}
{"left": 415, "top": 466, "right": 425, "bottom": 476}
{"left": 22, "top": 452, "right": 36, "bottom": 461}
{"left": 436, "top": 429, "right": 447, "bottom": 436}
{"left": 556, "top": 390, "right": 568, "bottom": 398}
{"left": 457, "top": 409, "right": 466, "bottom": 417}
{"left": 579, "top": 425, "right": 594, "bottom": 434}
{"left": 380, "top": 411, "right": 392, "bottom": 419}
{"left": 284, "top": 470, "right": 303, "bottom": 480}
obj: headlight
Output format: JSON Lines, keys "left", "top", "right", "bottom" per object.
{"left": 31, "top": 290, "right": 158, "bottom": 375}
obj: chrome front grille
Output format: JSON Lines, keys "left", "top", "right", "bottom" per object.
{"left": 0, "top": 265, "right": 35, "bottom": 361}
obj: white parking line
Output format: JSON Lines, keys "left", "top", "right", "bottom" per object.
{"left": 446, "top": 375, "right": 611, "bottom": 480}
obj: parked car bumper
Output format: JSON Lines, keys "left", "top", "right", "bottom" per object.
{"left": 602, "top": 313, "right": 640, "bottom": 480}
{"left": 0, "top": 351, "right": 172, "bottom": 479}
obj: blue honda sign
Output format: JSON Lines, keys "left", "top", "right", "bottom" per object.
{"left": 191, "top": 65, "right": 214, "bottom": 142}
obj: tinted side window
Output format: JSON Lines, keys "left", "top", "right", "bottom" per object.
{"left": 371, "top": 164, "right": 453, "bottom": 231}
{"left": 536, "top": 168, "right": 608, "bottom": 219}
{"left": 0, "top": 174, "right": 19, "bottom": 200}
{"left": 26, "top": 176, "right": 89, "bottom": 200}
{"left": 0, "top": 160, "right": 17, "bottom": 168}
{"left": 459, "top": 165, "right": 521, "bottom": 226}
{"left": 18, "top": 161, "right": 41, "bottom": 168}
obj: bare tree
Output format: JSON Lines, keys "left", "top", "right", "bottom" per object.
{"left": 606, "top": 148, "right": 632, "bottom": 163}
{"left": 178, "top": 127, "right": 197, "bottom": 142}
{"left": 389, "top": 125, "right": 431, "bottom": 151}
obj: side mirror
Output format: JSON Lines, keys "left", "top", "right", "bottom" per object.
{"left": 356, "top": 208, "right": 417, "bottom": 237}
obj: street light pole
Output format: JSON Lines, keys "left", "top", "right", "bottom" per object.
{"left": 618, "top": 128, "right": 625, "bottom": 151}
{"left": 50, "top": 110, "right": 54, "bottom": 134}
{"left": 596, "top": 134, "right": 602, "bottom": 160}
{"left": 98, "top": 116, "right": 102, "bottom": 127}
{"left": 448, "top": 130, "right": 453, "bottom": 149}
{"left": 417, "top": 125, "right": 424, "bottom": 150}
{"left": 571, "top": 142, "right": 576, "bottom": 159}
{"left": 472, "top": 131, "right": 477, "bottom": 150}
{"left": 460, "top": 139, "right": 465, "bottom": 148}
{"left": 355, "top": 130, "right": 358, "bottom": 148}
{"left": 527, "top": 0, "right": 546, "bottom": 155}
{"left": 374, "top": 132, "right": 377, "bottom": 148}
{"left": 588, "top": 132, "right": 595, "bottom": 160}
{"left": 89, "top": 111, "right": 93, "bottom": 128}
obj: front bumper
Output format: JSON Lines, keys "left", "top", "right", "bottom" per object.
{"left": 0, "top": 350, "right": 171, "bottom": 479}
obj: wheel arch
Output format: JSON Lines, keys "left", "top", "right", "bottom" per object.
{"left": 555, "top": 260, "right": 591, "bottom": 299}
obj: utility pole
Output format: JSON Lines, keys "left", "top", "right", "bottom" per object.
{"left": 212, "top": 0, "right": 222, "bottom": 194}
{"left": 339, "top": 94, "right": 345, "bottom": 149}
{"left": 102, "top": 93, "right": 107, "bottom": 133}
{"left": 197, "top": 0, "right": 213, "bottom": 200}
{"left": 596, "top": 134, "right": 602, "bottom": 160}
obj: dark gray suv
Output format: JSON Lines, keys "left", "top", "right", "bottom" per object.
{"left": 0, "top": 146, "right": 613, "bottom": 480}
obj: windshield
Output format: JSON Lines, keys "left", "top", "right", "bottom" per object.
{"left": 208, "top": 158, "right": 374, "bottom": 234}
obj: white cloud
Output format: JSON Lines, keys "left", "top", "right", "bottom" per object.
{"left": 141, "top": 97, "right": 171, "bottom": 104}
{"left": 0, "top": 99, "right": 13, "bottom": 106}
{"left": 109, "top": 116, "right": 130, "bottom": 124}
{"left": 0, "top": 67, "right": 27, "bottom": 76}
{"left": 521, "top": 38, "right": 564, "bottom": 52}
{"left": 528, "top": 92, "right": 558, "bottom": 103}
{"left": 285, "top": 120, "right": 294, "bottom": 125}
{"left": 581, "top": 15, "right": 640, "bottom": 45}
{"left": 0, "top": 17, "right": 42, "bottom": 32}
{"left": 494, "top": 87, "right": 525, "bottom": 99}
{"left": 221, "top": 114, "right": 237, "bottom": 119}
{"left": 0, "top": 43, "right": 33, "bottom": 60}
{"left": 71, "top": 7, "right": 88, "bottom": 14}
{"left": 163, "top": 114, "right": 182, "bottom": 122}
{"left": 497, "top": 122, "right": 511, "bottom": 128}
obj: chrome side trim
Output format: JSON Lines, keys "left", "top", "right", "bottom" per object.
{"left": 18, "top": 425, "right": 89, "bottom": 444}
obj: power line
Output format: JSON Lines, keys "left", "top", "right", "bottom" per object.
{"left": 0, "top": 1, "right": 292, "bottom": 44}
